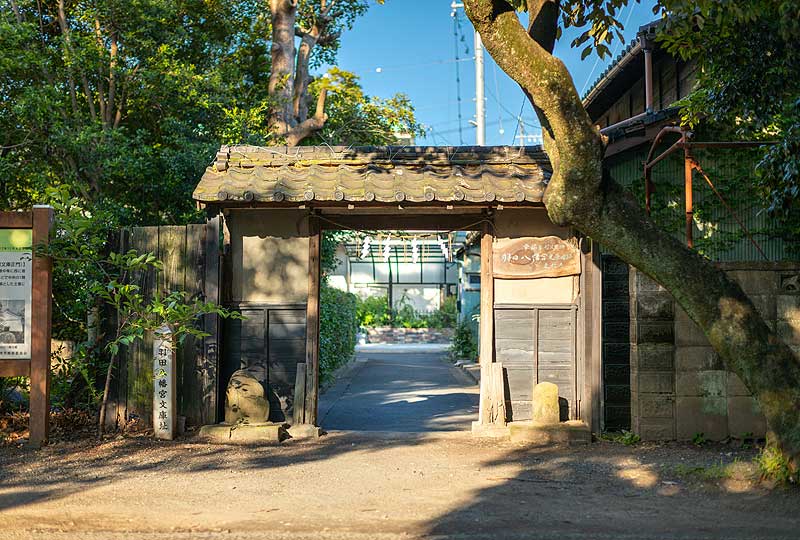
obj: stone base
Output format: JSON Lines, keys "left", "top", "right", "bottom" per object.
{"left": 287, "top": 424, "right": 323, "bottom": 439}
{"left": 508, "top": 420, "right": 591, "bottom": 446}
{"left": 198, "top": 423, "right": 286, "bottom": 444}
{"left": 471, "top": 421, "right": 511, "bottom": 438}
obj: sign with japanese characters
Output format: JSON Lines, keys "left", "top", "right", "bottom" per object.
{"left": 153, "top": 326, "right": 176, "bottom": 440}
{"left": 493, "top": 236, "right": 581, "bottom": 279}
{"left": 0, "top": 229, "right": 33, "bottom": 359}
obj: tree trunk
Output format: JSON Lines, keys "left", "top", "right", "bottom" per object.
{"left": 267, "top": 0, "right": 328, "bottom": 145}
{"left": 269, "top": 0, "right": 298, "bottom": 136}
{"left": 465, "top": 0, "right": 800, "bottom": 467}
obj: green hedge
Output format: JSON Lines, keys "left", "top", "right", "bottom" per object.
{"left": 319, "top": 284, "right": 359, "bottom": 382}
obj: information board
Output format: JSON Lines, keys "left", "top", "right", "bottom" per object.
{"left": 0, "top": 229, "right": 32, "bottom": 359}
{"left": 493, "top": 236, "right": 581, "bottom": 279}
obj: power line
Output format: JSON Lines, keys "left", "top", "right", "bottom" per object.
{"left": 579, "top": 0, "right": 638, "bottom": 95}
{"left": 452, "top": 9, "right": 467, "bottom": 145}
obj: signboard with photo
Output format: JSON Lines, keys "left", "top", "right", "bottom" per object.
{"left": 0, "top": 229, "right": 33, "bottom": 359}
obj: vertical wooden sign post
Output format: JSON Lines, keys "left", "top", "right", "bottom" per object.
{"left": 153, "top": 325, "right": 177, "bottom": 440}
{"left": 0, "top": 206, "right": 53, "bottom": 447}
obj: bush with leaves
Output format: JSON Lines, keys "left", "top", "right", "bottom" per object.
{"left": 43, "top": 188, "right": 238, "bottom": 436}
{"left": 356, "top": 295, "right": 392, "bottom": 327}
{"left": 319, "top": 285, "right": 359, "bottom": 382}
{"left": 450, "top": 321, "right": 478, "bottom": 362}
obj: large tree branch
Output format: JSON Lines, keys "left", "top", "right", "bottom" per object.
{"left": 465, "top": 0, "right": 800, "bottom": 466}
{"left": 293, "top": 26, "right": 321, "bottom": 121}
{"left": 286, "top": 89, "right": 328, "bottom": 146}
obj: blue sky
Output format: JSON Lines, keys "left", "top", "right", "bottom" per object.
{"left": 329, "top": 0, "right": 658, "bottom": 146}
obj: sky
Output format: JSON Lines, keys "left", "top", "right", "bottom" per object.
{"left": 328, "top": 0, "right": 658, "bottom": 146}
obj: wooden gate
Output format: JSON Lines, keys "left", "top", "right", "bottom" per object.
{"left": 105, "top": 218, "right": 221, "bottom": 429}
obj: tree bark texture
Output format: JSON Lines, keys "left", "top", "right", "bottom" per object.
{"left": 465, "top": 0, "right": 800, "bottom": 467}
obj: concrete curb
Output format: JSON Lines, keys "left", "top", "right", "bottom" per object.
{"left": 453, "top": 359, "right": 480, "bottom": 384}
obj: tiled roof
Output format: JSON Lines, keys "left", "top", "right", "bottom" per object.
{"left": 193, "top": 145, "right": 551, "bottom": 205}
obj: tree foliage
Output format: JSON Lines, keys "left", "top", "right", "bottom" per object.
{"left": 1, "top": 0, "right": 419, "bottom": 414}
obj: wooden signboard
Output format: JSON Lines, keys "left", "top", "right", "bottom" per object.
{"left": 0, "top": 206, "right": 53, "bottom": 446}
{"left": 493, "top": 236, "right": 580, "bottom": 279}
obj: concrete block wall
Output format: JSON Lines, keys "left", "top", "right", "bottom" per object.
{"left": 629, "top": 263, "right": 800, "bottom": 441}
{"left": 629, "top": 268, "right": 676, "bottom": 440}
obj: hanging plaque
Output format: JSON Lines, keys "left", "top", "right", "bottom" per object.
{"left": 493, "top": 236, "right": 581, "bottom": 279}
{"left": 0, "top": 229, "right": 33, "bottom": 359}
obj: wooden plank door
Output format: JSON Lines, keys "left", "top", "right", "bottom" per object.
{"left": 495, "top": 305, "right": 578, "bottom": 422}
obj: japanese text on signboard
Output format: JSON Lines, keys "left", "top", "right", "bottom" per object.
{"left": 0, "top": 230, "right": 33, "bottom": 359}
{"left": 493, "top": 236, "right": 581, "bottom": 279}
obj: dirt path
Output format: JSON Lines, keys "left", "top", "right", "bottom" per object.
{"left": 1, "top": 431, "right": 798, "bottom": 540}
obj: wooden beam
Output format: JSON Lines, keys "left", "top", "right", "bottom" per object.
{"left": 318, "top": 214, "right": 488, "bottom": 232}
{"left": 0, "top": 360, "right": 30, "bottom": 377}
{"left": 478, "top": 219, "right": 495, "bottom": 424}
{"left": 304, "top": 216, "right": 321, "bottom": 426}
{"left": 28, "top": 205, "right": 53, "bottom": 447}
{"left": 0, "top": 211, "right": 33, "bottom": 229}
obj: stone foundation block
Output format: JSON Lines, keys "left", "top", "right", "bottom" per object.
{"left": 508, "top": 421, "right": 591, "bottom": 446}
{"left": 635, "top": 294, "right": 674, "bottom": 320}
{"left": 675, "top": 320, "right": 709, "bottom": 347}
{"left": 637, "top": 395, "right": 674, "bottom": 418}
{"left": 630, "top": 343, "right": 674, "bottom": 371}
{"left": 631, "top": 270, "right": 666, "bottom": 293}
{"left": 676, "top": 370, "right": 726, "bottom": 398}
{"left": 635, "top": 417, "right": 675, "bottom": 441}
{"left": 727, "top": 372, "right": 751, "bottom": 397}
{"left": 198, "top": 423, "right": 286, "bottom": 444}
{"left": 728, "top": 270, "right": 778, "bottom": 295}
{"left": 676, "top": 397, "right": 728, "bottom": 441}
{"left": 727, "top": 397, "right": 767, "bottom": 438}
{"left": 631, "top": 320, "right": 674, "bottom": 344}
{"left": 675, "top": 346, "right": 722, "bottom": 372}
{"left": 635, "top": 371, "right": 674, "bottom": 394}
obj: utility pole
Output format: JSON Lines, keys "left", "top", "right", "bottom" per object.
{"left": 451, "top": 2, "right": 485, "bottom": 146}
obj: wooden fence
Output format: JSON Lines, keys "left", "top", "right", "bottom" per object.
{"left": 104, "top": 218, "right": 220, "bottom": 430}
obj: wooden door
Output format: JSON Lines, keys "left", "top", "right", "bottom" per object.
{"left": 495, "top": 305, "right": 578, "bottom": 422}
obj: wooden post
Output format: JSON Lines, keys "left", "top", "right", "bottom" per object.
{"left": 478, "top": 219, "right": 495, "bottom": 424}
{"left": 202, "top": 214, "right": 221, "bottom": 424}
{"left": 293, "top": 362, "right": 307, "bottom": 425}
{"left": 29, "top": 205, "right": 53, "bottom": 446}
{"left": 304, "top": 215, "right": 321, "bottom": 426}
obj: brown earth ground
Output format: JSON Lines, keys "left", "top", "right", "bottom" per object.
{"left": 1, "top": 430, "right": 799, "bottom": 540}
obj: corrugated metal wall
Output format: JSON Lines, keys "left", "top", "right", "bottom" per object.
{"left": 606, "top": 147, "right": 796, "bottom": 262}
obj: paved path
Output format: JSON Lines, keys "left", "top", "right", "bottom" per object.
{"left": 319, "top": 344, "right": 479, "bottom": 432}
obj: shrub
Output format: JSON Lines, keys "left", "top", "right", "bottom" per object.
{"left": 450, "top": 320, "right": 478, "bottom": 361}
{"left": 356, "top": 295, "right": 391, "bottom": 327}
{"left": 356, "top": 293, "right": 458, "bottom": 329}
{"left": 320, "top": 284, "right": 359, "bottom": 382}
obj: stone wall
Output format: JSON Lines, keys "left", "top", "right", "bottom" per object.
{"left": 629, "top": 268, "right": 676, "bottom": 440}
{"left": 629, "top": 263, "right": 800, "bottom": 441}
{"left": 365, "top": 327, "right": 454, "bottom": 345}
